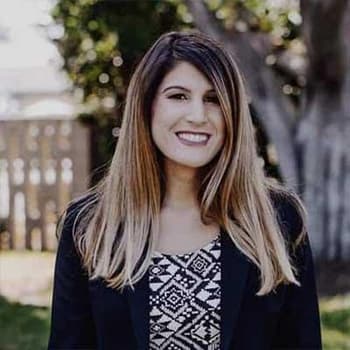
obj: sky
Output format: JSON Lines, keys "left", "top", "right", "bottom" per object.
{"left": 0, "top": 0, "right": 73, "bottom": 116}
{"left": 0, "top": 0, "right": 61, "bottom": 70}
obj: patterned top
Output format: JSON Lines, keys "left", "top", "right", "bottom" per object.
{"left": 149, "top": 233, "right": 221, "bottom": 350}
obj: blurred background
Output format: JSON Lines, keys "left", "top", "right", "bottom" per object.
{"left": 0, "top": 0, "right": 349, "bottom": 349}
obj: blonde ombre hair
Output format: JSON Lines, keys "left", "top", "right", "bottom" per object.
{"left": 64, "top": 31, "right": 306, "bottom": 296}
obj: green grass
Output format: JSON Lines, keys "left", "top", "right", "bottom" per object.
{"left": 0, "top": 296, "right": 51, "bottom": 350}
{"left": 320, "top": 294, "right": 350, "bottom": 350}
{"left": 0, "top": 294, "right": 349, "bottom": 349}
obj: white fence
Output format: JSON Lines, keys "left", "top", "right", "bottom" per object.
{"left": 0, "top": 119, "right": 90, "bottom": 251}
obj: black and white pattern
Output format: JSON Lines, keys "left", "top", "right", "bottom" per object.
{"left": 149, "top": 233, "right": 221, "bottom": 350}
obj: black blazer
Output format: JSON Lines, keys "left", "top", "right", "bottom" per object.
{"left": 48, "top": 194, "right": 322, "bottom": 350}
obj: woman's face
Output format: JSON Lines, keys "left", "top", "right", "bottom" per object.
{"left": 151, "top": 61, "right": 226, "bottom": 171}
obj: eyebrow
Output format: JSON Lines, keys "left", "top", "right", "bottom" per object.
{"left": 161, "top": 85, "right": 216, "bottom": 94}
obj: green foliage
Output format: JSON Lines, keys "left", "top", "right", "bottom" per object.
{"left": 201, "top": 0, "right": 301, "bottom": 41}
{"left": 236, "top": 0, "right": 300, "bottom": 34}
{"left": 207, "top": 0, "right": 304, "bottom": 103}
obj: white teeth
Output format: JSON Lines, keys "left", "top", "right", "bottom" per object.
{"left": 177, "top": 132, "right": 209, "bottom": 142}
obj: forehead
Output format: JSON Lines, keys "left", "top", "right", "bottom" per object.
{"left": 159, "top": 61, "right": 214, "bottom": 91}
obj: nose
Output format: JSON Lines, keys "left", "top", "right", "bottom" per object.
{"left": 186, "top": 98, "right": 208, "bottom": 124}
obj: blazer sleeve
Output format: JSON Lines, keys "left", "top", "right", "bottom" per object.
{"left": 48, "top": 201, "right": 97, "bottom": 349}
{"left": 272, "top": 196, "right": 322, "bottom": 349}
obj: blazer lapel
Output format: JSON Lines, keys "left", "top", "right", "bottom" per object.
{"left": 125, "top": 268, "right": 150, "bottom": 350}
{"left": 221, "top": 232, "right": 251, "bottom": 350}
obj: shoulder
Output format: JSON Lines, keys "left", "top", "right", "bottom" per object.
{"left": 269, "top": 189, "right": 307, "bottom": 247}
{"left": 52, "top": 192, "right": 99, "bottom": 280}
{"left": 54, "top": 191, "right": 100, "bottom": 272}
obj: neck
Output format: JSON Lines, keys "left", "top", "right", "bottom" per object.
{"left": 162, "top": 161, "right": 199, "bottom": 211}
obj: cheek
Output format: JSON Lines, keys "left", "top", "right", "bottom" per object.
{"left": 151, "top": 100, "right": 169, "bottom": 128}
{"left": 151, "top": 109, "right": 172, "bottom": 150}
{"left": 151, "top": 99, "right": 179, "bottom": 138}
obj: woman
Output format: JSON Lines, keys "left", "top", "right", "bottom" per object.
{"left": 48, "top": 31, "right": 322, "bottom": 349}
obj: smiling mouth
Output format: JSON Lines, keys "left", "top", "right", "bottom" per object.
{"left": 175, "top": 132, "right": 211, "bottom": 145}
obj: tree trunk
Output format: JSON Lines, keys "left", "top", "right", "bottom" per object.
{"left": 297, "top": 94, "right": 350, "bottom": 259}
{"left": 298, "top": 0, "right": 350, "bottom": 259}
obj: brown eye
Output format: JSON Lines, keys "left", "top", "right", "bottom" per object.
{"left": 205, "top": 95, "right": 219, "bottom": 104}
{"left": 168, "top": 93, "right": 187, "bottom": 100}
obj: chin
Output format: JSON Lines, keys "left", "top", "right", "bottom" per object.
{"left": 168, "top": 157, "right": 214, "bottom": 169}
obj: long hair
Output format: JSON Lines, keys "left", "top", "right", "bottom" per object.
{"left": 66, "top": 30, "right": 306, "bottom": 295}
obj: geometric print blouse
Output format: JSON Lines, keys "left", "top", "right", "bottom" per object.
{"left": 149, "top": 232, "right": 221, "bottom": 349}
